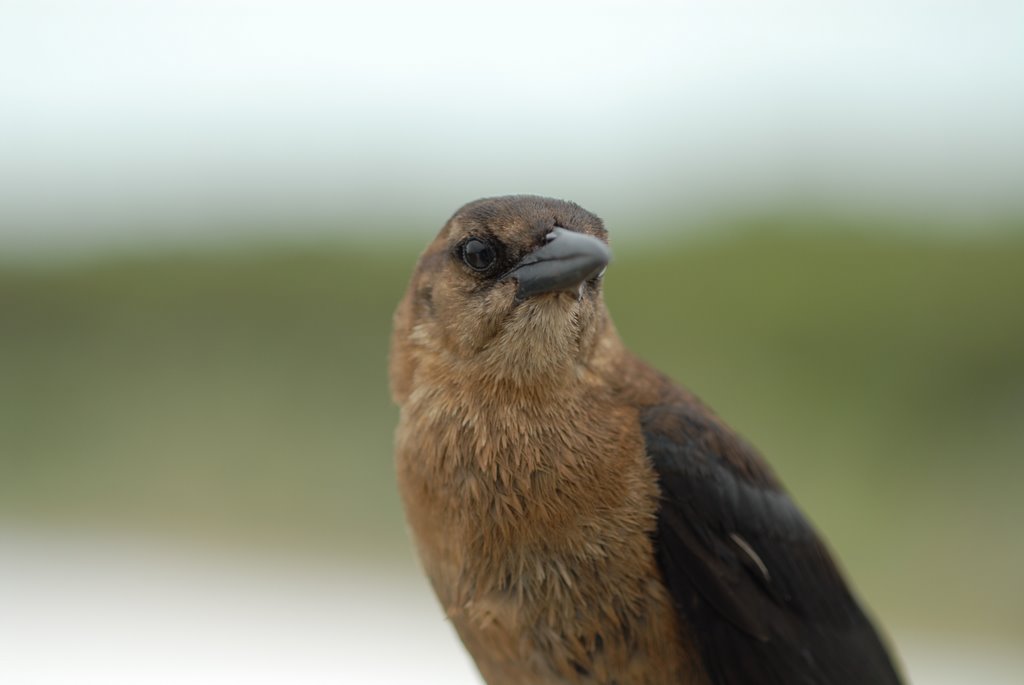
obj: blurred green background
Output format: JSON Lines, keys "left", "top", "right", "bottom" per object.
{"left": 3, "top": 216, "right": 1022, "bottom": 645}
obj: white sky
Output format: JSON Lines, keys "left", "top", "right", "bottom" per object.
{"left": 2, "top": 1, "right": 1023, "bottom": 252}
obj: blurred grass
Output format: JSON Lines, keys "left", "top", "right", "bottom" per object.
{"left": 1, "top": 222, "right": 1023, "bottom": 640}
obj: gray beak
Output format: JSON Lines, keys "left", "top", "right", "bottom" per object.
{"left": 504, "top": 228, "right": 612, "bottom": 300}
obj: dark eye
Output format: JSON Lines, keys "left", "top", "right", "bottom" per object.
{"left": 461, "top": 238, "right": 497, "bottom": 271}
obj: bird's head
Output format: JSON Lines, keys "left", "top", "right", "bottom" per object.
{"left": 390, "top": 195, "right": 614, "bottom": 403}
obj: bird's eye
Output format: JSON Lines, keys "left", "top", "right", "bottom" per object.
{"left": 461, "top": 238, "right": 497, "bottom": 272}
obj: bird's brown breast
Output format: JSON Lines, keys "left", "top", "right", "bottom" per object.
{"left": 394, "top": 365, "right": 706, "bottom": 685}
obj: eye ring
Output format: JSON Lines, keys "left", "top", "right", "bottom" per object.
{"left": 461, "top": 238, "right": 497, "bottom": 272}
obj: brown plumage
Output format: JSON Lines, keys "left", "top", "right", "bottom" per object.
{"left": 389, "top": 195, "right": 903, "bottom": 685}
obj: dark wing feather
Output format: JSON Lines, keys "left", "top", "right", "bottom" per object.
{"left": 642, "top": 404, "right": 903, "bottom": 685}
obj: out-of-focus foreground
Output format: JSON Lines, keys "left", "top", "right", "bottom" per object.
{"left": 2, "top": 220, "right": 1023, "bottom": 683}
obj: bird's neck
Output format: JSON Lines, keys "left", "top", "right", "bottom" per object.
{"left": 415, "top": 315, "right": 625, "bottom": 404}
{"left": 397, "top": 323, "right": 646, "bottom": 488}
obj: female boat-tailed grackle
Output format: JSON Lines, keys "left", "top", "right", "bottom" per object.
{"left": 389, "top": 195, "right": 903, "bottom": 685}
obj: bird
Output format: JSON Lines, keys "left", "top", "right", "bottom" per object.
{"left": 389, "top": 195, "right": 904, "bottom": 685}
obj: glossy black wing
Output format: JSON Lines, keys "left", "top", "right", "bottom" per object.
{"left": 642, "top": 404, "right": 903, "bottom": 685}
